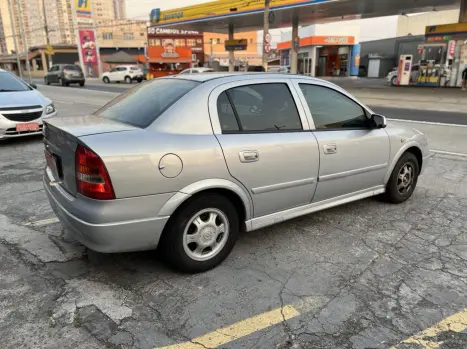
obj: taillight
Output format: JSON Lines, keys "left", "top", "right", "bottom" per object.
{"left": 75, "top": 144, "right": 115, "bottom": 200}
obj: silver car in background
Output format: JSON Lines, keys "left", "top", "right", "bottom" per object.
{"left": 0, "top": 69, "right": 57, "bottom": 139}
{"left": 43, "top": 73, "right": 431, "bottom": 273}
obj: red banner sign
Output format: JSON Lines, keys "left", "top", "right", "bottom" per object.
{"left": 79, "top": 29, "right": 98, "bottom": 77}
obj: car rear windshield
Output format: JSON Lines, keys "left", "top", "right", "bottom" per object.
{"left": 94, "top": 79, "right": 200, "bottom": 127}
{"left": 64, "top": 65, "right": 81, "bottom": 71}
{"left": 0, "top": 72, "right": 31, "bottom": 92}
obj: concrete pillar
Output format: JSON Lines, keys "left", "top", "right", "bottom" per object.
{"left": 41, "top": 51, "right": 47, "bottom": 72}
{"left": 460, "top": 0, "right": 467, "bottom": 23}
{"left": 228, "top": 23, "right": 235, "bottom": 72}
{"left": 290, "top": 16, "right": 299, "bottom": 74}
{"left": 311, "top": 46, "right": 317, "bottom": 77}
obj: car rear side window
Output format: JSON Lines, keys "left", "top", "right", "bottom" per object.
{"left": 218, "top": 83, "right": 302, "bottom": 133}
{"left": 65, "top": 65, "right": 81, "bottom": 71}
{"left": 94, "top": 79, "right": 200, "bottom": 127}
{"left": 299, "top": 84, "right": 368, "bottom": 130}
{"left": 217, "top": 92, "right": 240, "bottom": 132}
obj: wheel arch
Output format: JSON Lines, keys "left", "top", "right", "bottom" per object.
{"left": 157, "top": 179, "right": 253, "bottom": 229}
{"left": 384, "top": 142, "right": 423, "bottom": 184}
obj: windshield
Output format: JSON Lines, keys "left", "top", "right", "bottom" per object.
{"left": 94, "top": 78, "right": 200, "bottom": 127}
{"left": 64, "top": 65, "right": 81, "bottom": 71}
{"left": 0, "top": 71, "right": 32, "bottom": 92}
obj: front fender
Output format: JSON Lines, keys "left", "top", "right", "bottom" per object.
{"left": 157, "top": 178, "right": 253, "bottom": 220}
{"left": 383, "top": 139, "right": 427, "bottom": 184}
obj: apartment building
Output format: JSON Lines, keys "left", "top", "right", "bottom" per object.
{"left": 95, "top": 19, "right": 146, "bottom": 48}
{"left": 94, "top": 0, "right": 126, "bottom": 19}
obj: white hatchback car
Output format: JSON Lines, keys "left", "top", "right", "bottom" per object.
{"left": 102, "top": 66, "right": 144, "bottom": 84}
{"left": 179, "top": 67, "right": 215, "bottom": 74}
{"left": 0, "top": 69, "right": 57, "bottom": 140}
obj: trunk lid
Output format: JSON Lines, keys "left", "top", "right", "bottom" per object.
{"left": 43, "top": 115, "right": 136, "bottom": 196}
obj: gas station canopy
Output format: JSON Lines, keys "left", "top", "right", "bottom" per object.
{"left": 149, "top": 0, "right": 460, "bottom": 32}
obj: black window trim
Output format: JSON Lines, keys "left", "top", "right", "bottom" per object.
{"left": 218, "top": 82, "right": 304, "bottom": 135}
{"left": 298, "top": 83, "right": 373, "bottom": 132}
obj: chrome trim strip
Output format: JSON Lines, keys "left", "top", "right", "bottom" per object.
{"left": 319, "top": 163, "right": 388, "bottom": 182}
{"left": 245, "top": 185, "right": 385, "bottom": 232}
{"left": 0, "top": 108, "right": 43, "bottom": 115}
{"left": 251, "top": 177, "right": 315, "bottom": 194}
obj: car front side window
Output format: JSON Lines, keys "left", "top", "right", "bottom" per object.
{"left": 217, "top": 83, "right": 302, "bottom": 133}
{"left": 299, "top": 84, "right": 369, "bottom": 130}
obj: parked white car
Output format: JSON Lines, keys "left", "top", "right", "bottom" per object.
{"left": 102, "top": 66, "right": 144, "bottom": 84}
{"left": 179, "top": 68, "right": 215, "bottom": 74}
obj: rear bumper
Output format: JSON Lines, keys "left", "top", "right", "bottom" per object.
{"left": 43, "top": 168, "right": 173, "bottom": 253}
{"left": 64, "top": 78, "right": 85, "bottom": 83}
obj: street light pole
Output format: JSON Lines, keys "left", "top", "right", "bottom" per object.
{"left": 7, "top": 0, "right": 22, "bottom": 78}
{"left": 41, "top": 0, "right": 52, "bottom": 68}
{"left": 262, "top": 0, "right": 271, "bottom": 71}
{"left": 15, "top": 0, "right": 32, "bottom": 82}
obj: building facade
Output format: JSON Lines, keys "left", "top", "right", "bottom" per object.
{"left": 0, "top": 8, "right": 7, "bottom": 54}
{"left": 94, "top": 0, "right": 126, "bottom": 19}
{"left": 147, "top": 27, "right": 204, "bottom": 78}
{"left": 278, "top": 22, "right": 361, "bottom": 77}
{"left": 203, "top": 31, "right": 262, "bottom": 67}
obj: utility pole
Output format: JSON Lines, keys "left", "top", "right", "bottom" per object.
{"left": 15, "top": 0, "right": 32, "bottom": 82}
{"left": 262, "top": 0, "right": 271, "bottom": 71}
{"left": 7, "top": 0, "right": 22, "bottom": 78}
{"left": 41, "top": 0, "right": 52, "bottom": 68}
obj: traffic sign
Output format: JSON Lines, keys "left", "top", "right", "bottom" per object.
{"left": 45, "top": 45, "right": 55, "bottom": 55}
{"left": 264, "top": 44, "right": 271, "bottom": 54}
{"left": 264, "top": 32, "right": 272, "bottom": 43}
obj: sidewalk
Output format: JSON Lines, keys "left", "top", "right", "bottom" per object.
{"left": 347, "top": 87, "right": 467, "bottom": 113}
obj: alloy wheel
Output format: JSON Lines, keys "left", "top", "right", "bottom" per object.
{"left": 182, "top": 208, "right": 229, "bottom": 262}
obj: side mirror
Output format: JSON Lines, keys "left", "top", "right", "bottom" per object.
{"left": 371, "top": 114, "right": 387, "bottom": 129}
{"left": 30, "top": 83, "right": 37, "bottom": 89}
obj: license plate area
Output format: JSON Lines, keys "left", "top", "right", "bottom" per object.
{"left": 45, "top": 150, "right": 63, "bottom": 180}
{"left": 17, "top": 123, "right": 40, "bottom": 132}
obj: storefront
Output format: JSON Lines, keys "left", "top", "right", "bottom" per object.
{"left": 424, "top": 23, "right": 467, "bottom": 87}
{"left": 147, "top": 27, "right": 204, "bottom": 78}
{"left": 277, "top": 36, "right": 360, "bottom": 77}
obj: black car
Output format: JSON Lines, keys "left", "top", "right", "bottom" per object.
{"left": 247, "top": 65, "right": 266, "bottom": 72}
{"left": 45, "top": 64, "right": 85, "bottom": 87}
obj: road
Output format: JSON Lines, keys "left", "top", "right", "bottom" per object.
{"left": 2, "top": 85, "right": 467, "bottom": 349}
{"left": 32, "top": 77, "right": 467, "bottom": 126}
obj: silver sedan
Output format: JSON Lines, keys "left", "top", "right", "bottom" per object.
{"left": 43, "top": 73, "right": 431, "bottom": 272}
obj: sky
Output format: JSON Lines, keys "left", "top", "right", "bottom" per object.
{"left": 126, "top": 0, "right": 400, "bottom": 42}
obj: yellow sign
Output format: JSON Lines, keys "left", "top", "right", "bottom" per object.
{"left": 75, "top": 0, "right": 92, "bottom": 18}
{"left": 44, "top": 45, "right": 54, "bottom": 55}
{"left": 225, "top": 39, "right": 248, "bottom": 51}
{"left": 426, "top": 23, "right": 467, "bottom": 35}
{"left": 150, "top": 0, "right": 325, "bottom": 25}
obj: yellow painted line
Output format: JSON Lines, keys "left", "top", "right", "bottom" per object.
{"left": 24, "top": 217, "right": 60, "bottom": 227}
{"left": 389, "top": 308, "right": 467, "bottom": 349}
{"left": 154, "top": 305, "right": 300, "bottom": 349}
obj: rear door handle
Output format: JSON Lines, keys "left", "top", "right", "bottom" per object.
{"left": 323, "top": 144, "right": 337, "bottom": 154}
{"left": 239, "top": 150, "right": 259, "bottom": 163}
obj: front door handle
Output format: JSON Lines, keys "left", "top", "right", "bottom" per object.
{"left": 323, "top": 144, "right": 337, "bottom": 154}
{"left": 239, "top": 150, "right": 259, "bottom": 163}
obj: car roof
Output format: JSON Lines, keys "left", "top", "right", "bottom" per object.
{"left": 169, "top": 72, "right": 325, "bottom": 83}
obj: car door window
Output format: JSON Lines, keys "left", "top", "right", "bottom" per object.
{"left": 117, "top": 67, "right": 127, "bottom": 72}
{"left": 220, "top": 83, "right": 302, "bottom": 133}
{"left": 217, "top": 92, "right": 240, "bottom": 133}
{"left": 299, "top": 84, "right": 369, "bottom": 130}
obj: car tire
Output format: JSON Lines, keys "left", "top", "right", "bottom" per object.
{"left": 391, "top": 76, "right": 397, "bottom": 86}
{"left": 103, "top": 77, "right": 110, "bottom": 84}
{"left": 383, "top": 152, "right": 419, "bottom": 204}
{"left": 161, "top": 193, "right": 239, "bottom": 273}
{"left": 137, "top": 79, "right": 143, "bottom": 83}
{"left": 45, "top": 77, "right": 50, "bottom": 85}
{"left": 79, "top": 82, "right": 85, "bottom": 87}
{"left": 125, "top": 76, "right": 132, "bottom": 84}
